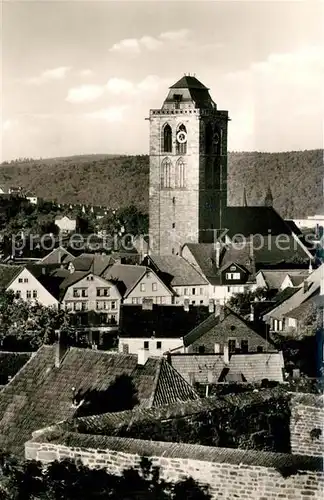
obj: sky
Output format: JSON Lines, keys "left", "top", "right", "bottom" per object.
{"left": 1, "top": 0, "right": 324, "bottom": 161}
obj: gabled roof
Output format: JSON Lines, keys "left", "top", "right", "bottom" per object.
{"left": 183, "top": 307, "right": 276, "bottom": 349}
{"left": 6, "top": 264, "right": 66, "bottom": 301}
{"left": 258, "top": 269, "right": 308, "bottom": 290}
{"left": 38, "top": 246, "right": 74, "bottom": 266}
{"left": 103, "top": 264, "right": 172, "bottom": 297}
{"left": 0, "top": 346, "right": 198, "bottom": 457}
{"left": 0, "top": 264, "right": 22, "bottom": 289}
{"left": 263, "top": 281, "right": 320, "bottom": 321}
{"left": 58, "top": 270, "right": 90, "bottom": 292}
{"left": 145, "top": 254, "right": 208, "bottom": 286}
{"left": 119, "top": 304, "right": 211, "bottom": 338}
{"left": 228, "top": 352, "right": 285, "bottom": 383}
{"left": 70, "top": 253, "right": 113, "bottom": 275}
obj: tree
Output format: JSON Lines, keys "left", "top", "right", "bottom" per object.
{"left": 227, "top": 287, "right": 272, "bottom": 317}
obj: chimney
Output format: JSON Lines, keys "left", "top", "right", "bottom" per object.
{"left": 142, "top": 298, "right": 153, "bottom": 310}
{"left": 215, "top": 299, "right": 221, "bottom": 317}
{"left": 214, "top": 241, "right": 221, "bottom": 268}
{"left": 220, "top": 305, "right": 225, "bottom": 321}
{"left": 137, "top": 348, "right": 149, "bottom": 366}
{"left": 208, "top": 299, "right": 215, "bottom": 313}
{"left": 223, "top": 344, "right": 229, "bottom": 365}
{"left": 184, "top": 298, "right": 190, "bottom": 312}
{"left": 54, "top": 330, "right": 68, "bottom": 368}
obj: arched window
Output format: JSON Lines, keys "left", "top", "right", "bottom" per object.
{"left": 176, "top": 124, "right": 187, "bottom": 154}
{"left": 213, "top": 126, "right": 222, "bottom": 156}
{"left": 175, "top": 158, "right": 186, "bottom": 188}
{"left": 205, "top": 122, "right": 213, "bottom": 154}
{"left": 162, "top": 124, "right": 172, "bottom": 153}
{"left": 161, "top": 157, "right": 172, "bottom": 188}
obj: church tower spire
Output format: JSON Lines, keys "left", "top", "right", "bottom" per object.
{"left": 149, "top": 75, "right": 229, "bottom": 255}
{"left": 264, "top": 185, "right": 273, "bottom": 207}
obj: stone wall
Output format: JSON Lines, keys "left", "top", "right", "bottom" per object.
{"left": 290, "top": 393, "right": 324, "bottom": 457}
{"left": 26, "top": 433, "right": 324, "bottom": 500}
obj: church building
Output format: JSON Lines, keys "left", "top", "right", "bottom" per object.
{"left": 148, "top": 75, "right": 313, "bottom": 265}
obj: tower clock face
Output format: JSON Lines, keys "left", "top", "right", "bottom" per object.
{"left": 176, "top": 130, "right": 187, "bottom": 144}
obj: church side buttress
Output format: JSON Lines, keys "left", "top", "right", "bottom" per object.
{"left": 149, "top": 75, "right": 229, "bottom": 255}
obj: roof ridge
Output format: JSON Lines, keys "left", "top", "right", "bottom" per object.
{"left": 148, "top": 358, "right": 163, "bottom": 408}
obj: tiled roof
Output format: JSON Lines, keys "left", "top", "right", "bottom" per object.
{"left": 169, "top": 352, "right": 284, "bottom": 384}
{"left": 183, "top": 307, "right": 275, "bottom": 349}
{"left": 185, "top": 238, "right": 311, "bottom": 286}
{"left": 103, "top": 264, "right": 148, "bottom": 296}
{"left": 0, "top": 264, "right": 22, "bottom": 289}
{"left": 58, "top": 270, "right": 89, "bottom": 292}
{"left": 228, "top": 352, "right": 285, "bottom": 383}
{"left": 119, "top": 304, "right": 212, "bottom": 338}
{"left": 145, "top": 254, "right": 208, "bottom": 286}
{"left": 283, "top": 298, "right": 315, "bottom": 320}
{"left": 263, "top": 280, "right": 320, "bottom": 320}
{"left": 0, "top": 346, "right": 198, "bottom": 457}
{"left": 38, "top": 247, "right": 75, "bottom": 265}
{"left": 70, "top": 253, "right": 113, "bottom": 275}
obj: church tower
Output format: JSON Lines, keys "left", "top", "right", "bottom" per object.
{"left": 149, "top": 75, "right": 229, "bottom": 255}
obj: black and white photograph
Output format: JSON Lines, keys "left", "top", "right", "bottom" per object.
{"left": 0, "top": 0, "right": 323, "bottom": 498}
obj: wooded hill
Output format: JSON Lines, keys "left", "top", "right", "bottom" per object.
{"left": 0, "top": 149, "right": 322, "bottom": 218}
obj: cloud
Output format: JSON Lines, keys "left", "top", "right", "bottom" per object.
{"left": 66, "top": 84, "right": 105, "bottom": 103}
{"left": 106, "top": 78, "right": 135, "bottom": 95}
{"left": 66, "top": 74, "right": 168, "bottom": 104}
{"left": 25, "top": 66, "right": 71, "bottom": 85}
{"left": 79, "top": 69, "right": 94, "bottom": 77}
{"left": 109, "top": 28, "right": 191, "bottom": 54}
{"left": 85, "top": 106, "right": 127, "bottom": 123}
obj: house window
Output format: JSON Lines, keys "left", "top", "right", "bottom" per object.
{"left": 192, "top": 300, "right": 196, "bottom": 305}
{"left": 226, "top": 273, "right": 240, "bottom": 280}
{"left": 152, "top": 283, "right": 157, "bottom": 291}
{"left": 198, "top": 345, "right": 205, "bottom": 354}
{"left": 192, "top": 288, "right": 196, "bottom": 295}
{"left": 111, "top": 301, "right": 117, "bottom": 310}
{"left": 200, "top": 288, "right": 204, "bottom": 295}
{"left": 184, "top": 288, "right": 188, "bottom": 295}
{"left": 81, "top": 289, "right": 88, "bottom": 297}
{"left": 97, "top": 288, "right": 110, "bottom": 297}
{"left": 200, "top": 300, "right": 204, "bottom": 304}
{"left": 18, "top": 278, "right": 23, "bottom": 283}
{"left": 144, "top": 341, "right": 149, "bottom": 350}
{"left": 26, "top": 290, "right": 32, "bottom": 299}
{"left": 23, "top": 278, "right": 28, "bottom": 283}
{"left": 86, "top": 276, "right": 94, "bottom": 281}
{"left": 32, "top": 290, "right": 37, "bottom": 299}
{"left": 241, "top": 340, "right": 249, "bottom": 353}
{"left": 140, "top": 283, "right": 145, "bottom": 292}
{"left": 73, "top": 289, "right": 80, "bottom": 298}
{"left": 228, "top": 339, "right": 236, "bottom": 353}
{"left": 156, "top": 341, "right": 162, "bottom": 350}
{"left": 162, "top": 124, "right": 172, "bottom": 153}
{"left": 15, "top": 291, "right": 21, "bottom": 298}
{"left": 172, "top": 222, "right": 175, "bottom": 229}
{"left": 132, "top": 297, "right": 137, "bottom": 304}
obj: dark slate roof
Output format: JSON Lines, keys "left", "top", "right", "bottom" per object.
{"left": 283, "top": 298, "right": 315, "bottom": 320}
{"left": 58, "top": 270, "right": 90, "bottom": 292}
{"left": 144, "top": 254, "right": 208, "bottom": 286}
{"left": 119, "top": 304, "right": 211, "bottom": 338}
{"left": 183, "top": 307, "right": 276, "bottom": 349}
{"left": 223, "top": 206, "right": 297, "bottom": 237}
{"left": 0, "top": 264, "right": 22, "bottom": 289}
{"left": 0, "top": 346, "right": 198, "bottom": 457}
{"left": 170, "top": 76, "right": 208, "bottom": 90}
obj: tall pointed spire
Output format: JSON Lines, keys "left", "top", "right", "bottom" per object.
{"left": 242, "top": 187, "right": 248, "bottom": 207}
{"left": 264, "top": 185, "right": 273, "bottom": 207}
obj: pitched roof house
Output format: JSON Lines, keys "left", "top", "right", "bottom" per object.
{"left": 38, "top": 246, "right": 75, "bottom": 266}
{"left": 0, "top": 345, "right": 199, "bottom": 457}
{"left": 182, "top": 307, "right": 276, "bottom": 355}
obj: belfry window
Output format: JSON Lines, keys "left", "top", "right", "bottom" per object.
{"left": 205, "top": 122, "right": 213, "bottom": 154}
{"left": 161, "top": 157, "right": 172, "bottom": 188}
{"left": 176, "top": 124, "right": 187, "bottom": 154}
{"left": 162, "top": 124, "right": 172, "bottom": 153}
{"left": 175, "top": 157, "right": 186, "bottom": 188}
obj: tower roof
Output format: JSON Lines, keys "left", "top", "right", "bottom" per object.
{"left": 170, "top": 75, "right": 208, "bottom": 90}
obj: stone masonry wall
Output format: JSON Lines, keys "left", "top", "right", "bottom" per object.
{"left": 290, "top": 394, "right": 324, "bottom": 457}
{"left": 26, "top": 436, "right": 324, "bottom": 500}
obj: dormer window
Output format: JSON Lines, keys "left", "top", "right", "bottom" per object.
{"left": 173, "top": 94, "right": 182, "bottom": 109}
